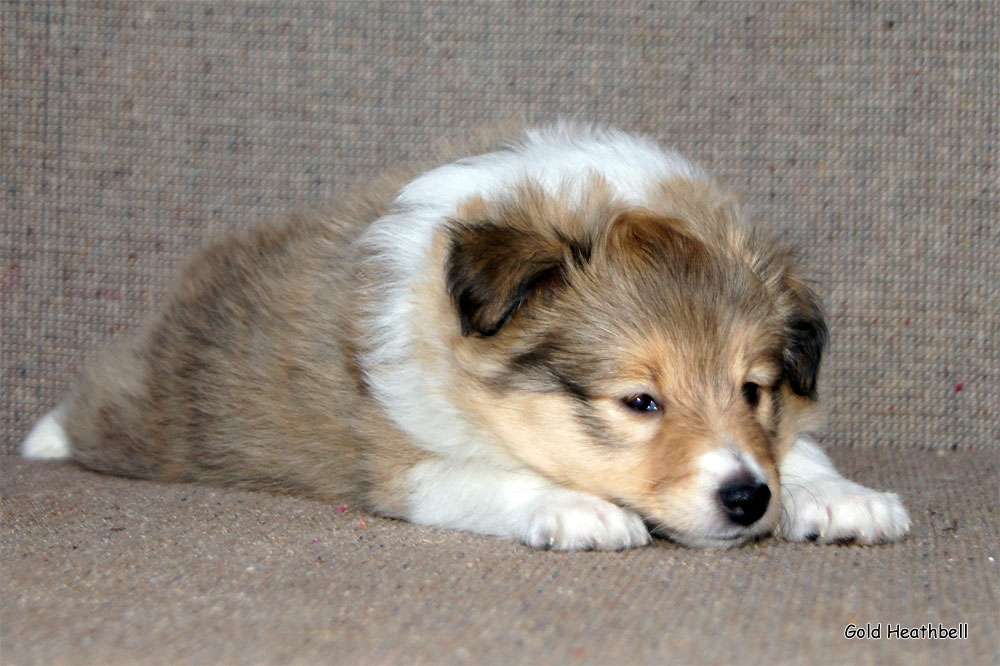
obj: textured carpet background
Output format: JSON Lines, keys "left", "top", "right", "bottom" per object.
{"left": 2, "top": 1, "right": 997, "bottom": 664}
{"left": 3, "top": 448, "right": 996, "bottom": 665}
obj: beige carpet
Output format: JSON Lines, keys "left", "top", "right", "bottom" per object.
{"left": 2, "top": 2, "right": 997, "bottom": 663}
{"left": 3, "top": 447, "right": 997, "bottom": 665}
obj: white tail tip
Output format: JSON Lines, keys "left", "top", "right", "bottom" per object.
{"left": 20, "top": 406, "right": 72, "bottom": 460}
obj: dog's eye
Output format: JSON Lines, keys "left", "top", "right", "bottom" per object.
{"left": 622, "top": 393, "right": 659, "bottom": 413}
{"left": 742, "top": 382, "right": 762, "bottom": 408}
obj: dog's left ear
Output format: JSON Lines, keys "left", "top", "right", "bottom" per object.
{"left": 783, "top": 283, "right": 828, "bottom": 400}
{"left": 446, "top": 223, "right": 580, "bottom": 336}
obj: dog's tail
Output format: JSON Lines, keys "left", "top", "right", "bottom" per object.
{"left": 20, "top": 344, "right": 172, "bottom": 478}
{"left": 20, "top": 403, "right": 72, "bottom": 460}
{"left": 19, "top": 345, "right": 166, "bottom": 480}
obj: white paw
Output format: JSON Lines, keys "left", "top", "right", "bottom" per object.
{"left": 779, "top": 477, "right": 911, "bottom": 545}
{"left": 522, "top": 492, "right": 651, "bottom": 551}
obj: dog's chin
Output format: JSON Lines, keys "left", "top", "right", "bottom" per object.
{"left": 652, "top": 526, "right": 773, "bottom": 550}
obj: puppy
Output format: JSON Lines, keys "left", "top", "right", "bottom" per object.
{"left": 21, "top": 124, "right": 911, "bottom": 550}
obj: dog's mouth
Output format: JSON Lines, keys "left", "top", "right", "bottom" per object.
{"left": 644, "top": 518, "right": 773, "bottom": 550}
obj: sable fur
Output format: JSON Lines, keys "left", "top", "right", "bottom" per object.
{"left": 435, "top": 180, "right": 813, "bottom": 538}
{"left": 24, "top": 124, "right": 911, "bottom": 550}
{"left": 65, "top": 174, "right": 426, "bottom": 507}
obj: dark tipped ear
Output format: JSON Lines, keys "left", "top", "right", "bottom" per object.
{"left": 446, "top": 223, "right": 576, "bottom": 336}
{"left": 783, "top": 286, "right": 828, "bottom": 400}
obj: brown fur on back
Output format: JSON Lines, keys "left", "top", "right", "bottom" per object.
{"left": 64, "top": 127, "right": 523, "bottom": 505}
{"left": 66, "top": 189, "right": 404, "bottom": 503}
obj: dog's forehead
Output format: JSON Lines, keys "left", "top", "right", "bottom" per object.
{"left": 554, "top": 255, "right": 785, "bottom": 377}
{"left": 578, "top": 235, "right": 774, "bottom": 325}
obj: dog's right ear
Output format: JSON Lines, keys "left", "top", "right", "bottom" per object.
{"left": 446, "top": 223, "right": 580, "bottom": 337}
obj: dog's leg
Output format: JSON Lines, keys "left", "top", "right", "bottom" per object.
{"left": 778, "top": 437, "right": 911, "bottom": 544}
{"left": 403, "top": 456, "right": 650, "bottom": 551}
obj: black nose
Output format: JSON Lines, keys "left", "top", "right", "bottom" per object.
{"left": 718, "top": 481, "right": 771, "bottom": 526}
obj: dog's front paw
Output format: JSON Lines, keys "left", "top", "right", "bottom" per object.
{"left": 523, "top": 492, "right": 650, "bottom": 551}
{"left": 779, "top": 477, "right": 911, "bottom": 545}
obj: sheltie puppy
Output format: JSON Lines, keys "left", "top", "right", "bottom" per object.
{"left": 21, "top": 124, "right": 911, "bottom": 550}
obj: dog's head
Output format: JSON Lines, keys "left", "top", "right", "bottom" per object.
{"left": 441, "top": 179, "right": 826, "bottom": 548}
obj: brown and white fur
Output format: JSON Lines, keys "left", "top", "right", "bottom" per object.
{"left": 21, "top": 124, "right": 910, "bottom": 550}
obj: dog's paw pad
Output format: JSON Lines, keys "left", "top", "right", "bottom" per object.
{"left": 523, "top": 493, "right": 650, "bottom": 551}
{"left": 779, "top": 478, "right": 911, "bottom": 545}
